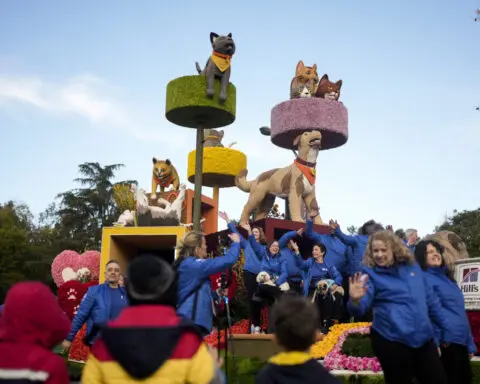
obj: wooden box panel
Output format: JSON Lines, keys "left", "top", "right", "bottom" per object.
{"left": 99, "top": 226, "right": 186, "bottom": 282}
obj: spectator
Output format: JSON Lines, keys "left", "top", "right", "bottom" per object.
{"left": 348, "top": 231, "right": 451, "bottom": 384}
{"left": 82, "top": 255, "right": 224, "bottom": 384}
{"left": 415, "top": 240, "right": 476, "bottom": 384}
{"left": 255, "top": 294, "right": 340, "bottom": 384}
{"left": 175, "top": 230, "right": 240, "bottom": 336}
{"left": 0, "top": 282, "right": 71, "bottom": 384}
{"left": 62, "top": 259, "right": 128, "bottom": 352}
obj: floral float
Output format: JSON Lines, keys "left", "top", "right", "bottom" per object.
{"left": 51, "top": 250, "right": 100, "bottom": 363}
{"left": 324, "top": 325, "right": 382, "bottom": 373}
{"left": 310, "top": 322, "right": 371, "bottom": 359}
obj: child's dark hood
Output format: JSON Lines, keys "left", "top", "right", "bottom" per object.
{"left": 0, "top": 282, "right": 71, "bottom": 349}
{"left": 100, "top": 306, "right": 204, "bottom": 379}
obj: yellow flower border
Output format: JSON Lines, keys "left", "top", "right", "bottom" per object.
{"left": 310, "top": 322, "right": 372, "bottom": 359}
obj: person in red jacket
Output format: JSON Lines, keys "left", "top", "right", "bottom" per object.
{"left": 0, "top": 282, "right": 71, "bottom": 384}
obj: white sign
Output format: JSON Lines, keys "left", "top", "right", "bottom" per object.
{"left": 455, "top": 258, "right": 480, "bottom": 311}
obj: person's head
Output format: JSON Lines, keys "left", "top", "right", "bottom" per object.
{"left": 0, "top": 282, "right": 70, "bottom": 349}
{"left": 105, "top": 260, "right": 121, "bottom": 285}
{"left": 359, "top": 220, "right": 384, "bottom": 236}
{"left": 271, "top": 294, "right": 318, "bottom": 352}
{"left": 363, "top": 230, "right": 414, "bottom": 268}
{"left": 394, "top": 228, "right": 406, "bottom": 241}
{"left": 414, "top": 240, "right": 445, "bottom": 270}
{"left": 312, "top": 243, "right": 326, "bottom": 262}
{"left": 252, "top": 226, "right": 266, "bottom": 244}
{"left": 268, "top": 240, "right": 280, "bottom": 255}
{"left": 178, "top": 230, "right": 207, "bottom": 259}
{"left": 126, "top": 254, "right": 177, "bottom": 307}
{"left": 405, "top": 228, "right": 418, "bottom": 244}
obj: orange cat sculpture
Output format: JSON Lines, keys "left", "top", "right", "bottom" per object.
{"left": 289, "top": 60, "right": 319, "bottom": 99}
{"left": 315, "top": 74, "right": 342, "bottom": 101}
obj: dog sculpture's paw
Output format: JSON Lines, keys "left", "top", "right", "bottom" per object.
{"left": 206, "top": 88, "right": 214, "bottom": 98}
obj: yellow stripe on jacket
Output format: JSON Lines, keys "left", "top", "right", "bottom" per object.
{"left": 81, "top": 343, "right": 219, "bottom": 384}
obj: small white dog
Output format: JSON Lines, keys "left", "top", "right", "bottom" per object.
{"left": 256, "top": 271, "right": 290, "bottom": 291}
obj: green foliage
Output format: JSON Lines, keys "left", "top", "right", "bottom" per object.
{"left": 436, "top": 208, "right": 480, "bottom": 258}
{"left": 341, "top": 333, "right": 375, "bottom": 358}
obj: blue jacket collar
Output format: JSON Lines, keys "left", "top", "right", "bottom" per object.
{"left": 426, "top": 266, "right": 448, "bottom": 276}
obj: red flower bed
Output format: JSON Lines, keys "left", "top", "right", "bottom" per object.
{"left": 68, "top": 324, "right": 90, "bottom": 362}
{"left": 467, "top": 311, "right": 480, "bottom": 353}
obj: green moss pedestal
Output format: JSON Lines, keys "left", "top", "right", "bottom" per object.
{"left": 165, "top": 75, "right": 236, "bottom": 128}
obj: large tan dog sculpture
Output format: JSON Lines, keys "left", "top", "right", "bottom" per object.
{"left": 235, "top": 130, "right": 323, "bottom": 225}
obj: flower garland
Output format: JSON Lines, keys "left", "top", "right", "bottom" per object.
{"left": 323, "top": 325, "right": 382, "bottom": 373}
{"left": 310, "top": 322, "right": 371, "bottom": 359}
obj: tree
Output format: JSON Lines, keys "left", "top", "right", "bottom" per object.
{"left": 55, "top": 162, "right": 136, "bottom": 250}
{"left": 347, "top": 225, "right": 358, "bottom": 235}
{"left": 436, "top": 208, "right": 480, "bottom": 258}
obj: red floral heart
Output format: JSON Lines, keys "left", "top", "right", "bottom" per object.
{"left": 57, "top": 280, "right": 98, "bottom": 320}
{"left": 51, "top": 250, "right": 100, "bottom": 287}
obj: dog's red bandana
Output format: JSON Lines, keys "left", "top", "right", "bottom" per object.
{"left": 153, "top": 175, "right": 173, "bottom": 188}
{"left": 294, "top": 160, "right": 316, "bottom": 185}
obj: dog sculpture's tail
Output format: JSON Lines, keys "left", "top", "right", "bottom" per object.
{"left": 195, "top": 62, "right": 202, "bottom": 74}
{"left": 235, "top": 169, "right": 252, "bottom": 192}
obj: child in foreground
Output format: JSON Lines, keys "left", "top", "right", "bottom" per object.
{"left": 255, "top": 294, "right": 341, "bottom": 384}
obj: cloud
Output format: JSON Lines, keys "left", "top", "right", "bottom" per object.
{"left": 0, "top": 73, "right": 188, "bottom": 145}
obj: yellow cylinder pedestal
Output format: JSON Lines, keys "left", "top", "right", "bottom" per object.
{"left": 187, "top": 147, "right": 247, "bottom": 188}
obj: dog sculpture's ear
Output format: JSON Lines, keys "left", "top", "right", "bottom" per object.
{"left": 165, "top": 159, "right": 171, "bottom": 165}
{"left": 293, "top": 134, "right": 301, "bottom": 148}
{"left": 152, "top": 157, "right": 157, "bottom": 164}
{"left": 210, "top": 32, "right": 219, "bottom": 44}
{"left": 336, "top": 79, "right": 343, "bottom": 90}
{"left": 227, "top": 33, "right": 232, "bottom": 38}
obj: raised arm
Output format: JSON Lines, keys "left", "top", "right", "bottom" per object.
{"left": 278, "top": 228, "right": 303, "bottom": 249}
{"left": 276, "top": 258, "right": 289, "bottom": 286}
{"left": 219, "top": 211, "right": 250, "bottom": 251}
{"left": 192, "top": 240, "right": 241, "bottom": 279}
{"left": 330, "top": 220, "right": 357, "bottom": 247}
{"left": 290, "top": 240, "right": 310, "bottom": 271}
{"left": 347, "top": 273, "right": 374, "bottom": 318}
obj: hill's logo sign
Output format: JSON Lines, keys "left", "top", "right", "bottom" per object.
{"left": 455, "top": 258, "right": 480, "bottom": 311}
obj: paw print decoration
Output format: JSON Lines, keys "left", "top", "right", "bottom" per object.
{"left": 67, "top": 288, "right": 78, "bottom": 301}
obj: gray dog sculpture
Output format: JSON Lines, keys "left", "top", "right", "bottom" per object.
{"left": 195, "top": 32, "right": 235, "bottom": 104}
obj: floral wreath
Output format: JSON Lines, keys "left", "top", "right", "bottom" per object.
{"left": 323, "top": 326, "right": 382, "bottom": 373}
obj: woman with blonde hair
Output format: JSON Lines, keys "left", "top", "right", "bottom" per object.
{"left": 174, "top": 230, "right": 240, "bottom": 336}
{"left": 348, "top": 231, "right": 452, "bottom": 384}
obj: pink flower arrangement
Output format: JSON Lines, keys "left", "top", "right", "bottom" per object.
{"left": 324, "top": 326, "right": 382, "bottom": 373}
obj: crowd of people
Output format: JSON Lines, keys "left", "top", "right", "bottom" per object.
{"left": 0, "top": 211, "right": 476, "bottom": 384}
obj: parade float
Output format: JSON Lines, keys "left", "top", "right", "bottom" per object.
{"left": 51, "top": 250, "right": 100, "bottom": 363}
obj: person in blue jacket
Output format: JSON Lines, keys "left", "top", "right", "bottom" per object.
{"left": 348, "top": 230, "right": 451, "bottom": 384}
{"left": 241, "top": 222, "right": 289, "bottom": 333}
{"left": 219, "top": 211, "right": 262, "bottom": 332}
{"left": 277, "top": 227, "right": 307, "bottom": 295}
{"left": 305, "top": 217, "right": 348, "bottom": 276}
{"left": 289, "top": 239, "right": 343, "bottom": 331}
{"left": 415, "top": 239, "right": 476, "bottom": 384}
{"left": 174, "top": 230, "right": 240, "bottom": 337}
{"left": 61, "top": 259, "right": 128, "bottom": 352}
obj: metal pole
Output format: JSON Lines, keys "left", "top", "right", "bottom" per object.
{"left": 193, "top": 127, "right": 204, "bottom": 231}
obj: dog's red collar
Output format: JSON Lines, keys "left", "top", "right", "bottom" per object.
{"left": 212, "top": 50, "right": 232, "bottom": 59}
{"left": 295, "top": 157, "right": 316, "bottom": 168}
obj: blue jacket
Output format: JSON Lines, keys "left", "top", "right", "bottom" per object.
{"left": 66, "top": 283, "right": 128, "bottom": 344}
{"left": 306, "top": 219, "right": 348, "bottom": 276}
{"left": 294, "top": 255, "right": 342, "bottom": 297}
{"left": 278, "top": 230, "right": 305, "bottom": 281}
{"left": 333, "top": 227, "right": 369, "bottom": 276}
{"left": 347, "top": 263, "right": 453, "bottom": 348}
{"left": 227, "top": 222, "right": 262, "bottom": 274}
{"left": 177, "top": 242, "right": 240, "bottom": 333}
{"left": 423, "top": 267, "right": 477, "bottom": 353}
{"left": 249, "top": 236, "right": 288, "bottom": 285}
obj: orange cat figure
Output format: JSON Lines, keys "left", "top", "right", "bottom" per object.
{"left": 315, "top": 74, "right": 342, "bottom": 101}
{"left": 289, "top": 60, "right": 319, "bottom": 96}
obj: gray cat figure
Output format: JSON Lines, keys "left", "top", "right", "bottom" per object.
{"left": 195, "top": 32, "right": 235, "bottom": 104}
